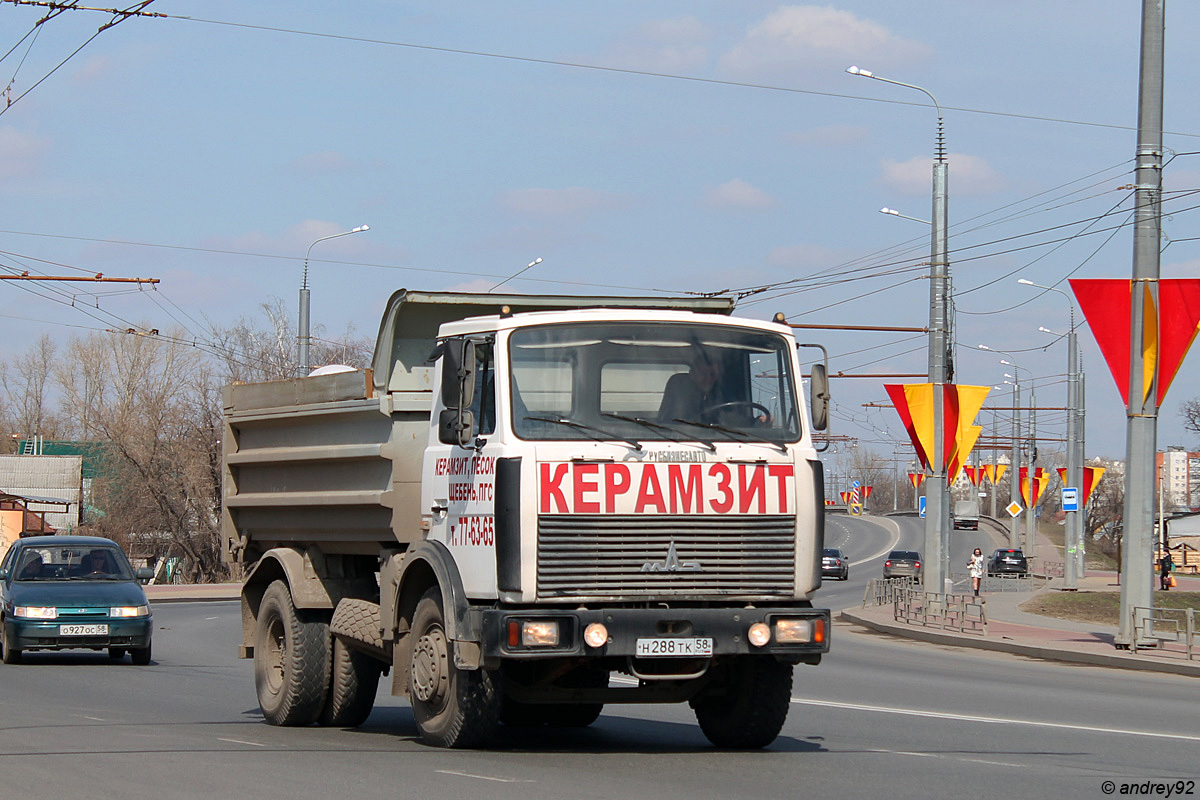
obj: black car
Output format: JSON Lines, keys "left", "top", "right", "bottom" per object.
{"left": 883, "top": 550, "right": 922, "bottom": 581}
{"left": 987, "top": 548, "right": 1028, "bottom": 576}
{"left": 822, "top": 548, "right": 849, "bottom": 581}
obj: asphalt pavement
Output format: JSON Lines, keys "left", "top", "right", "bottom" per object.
{"left": 146, "top": 529, "right": 1200, "bottom": 679}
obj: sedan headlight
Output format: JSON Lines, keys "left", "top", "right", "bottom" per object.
{"left": 109, "top": 605, "right": 150, "bottom": 618}
{"left": 14, "top": 606, "right": 57, "bottom": 619}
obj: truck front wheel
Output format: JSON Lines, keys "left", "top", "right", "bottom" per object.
{"left": 254, "top": 580, "right": 331, "bottom": 726}
{"left": 690, "top": 657, "right": 793, "bottom": 749}
{"left": 408, "top": 588, "right": 500, "bottom": 748}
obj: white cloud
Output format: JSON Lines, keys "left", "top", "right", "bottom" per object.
{"left": 606, "top": 16, "right": 712, "bottom": 72}
{"left": 719, "top": 5, "right": 930, "bottom": 79}
{"left": 879, "top": 153, "right": 1006, "bottom": 196}
{"left": 499, "top": 187, "right": 630, "bottom": 219}
{"left": 0, "top": 127, "right": 49, "bottom": 180}
{"left": 704, "top": 178, "right": 775, "bottom": 210}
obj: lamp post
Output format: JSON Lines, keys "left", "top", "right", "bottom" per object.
{"left": 851, "top": 65, "right": 952, "bottom": 592}
{"left": 980, "top": 345, "right": 1024, "bottom": 549}
{"left": 297, "top": 225, "right": 370, "bottom": 377}
{"left": 1021, "top": 279, "right": 1084, "bottom": 588}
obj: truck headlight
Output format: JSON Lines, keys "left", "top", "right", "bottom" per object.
{"left": 14, "top": 606, "right": 57, "bottom": 619}
{"left": 747, "top": 622, "right": 771, "bottom": 647}
{"left": 774, "top": 618, "right": 825, "bottom": 644}
{"left": 507, "top": 619, "right": 561, "bottom": 648}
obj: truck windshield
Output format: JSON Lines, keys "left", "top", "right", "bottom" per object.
{"left": 509, "top": 322, "right": 802, "bottom": 444}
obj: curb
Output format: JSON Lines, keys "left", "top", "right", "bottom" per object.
{"left": 145, "top": 584, "right": 241, "bottom": 604}
{"left": 839, "top": 608, "right": 1200, "bottom": 679}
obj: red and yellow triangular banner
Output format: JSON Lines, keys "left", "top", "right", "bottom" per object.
{"left": 964, "top": 466, "right": 982, "bottom": 486}
{"left": 1018, "top": 467, "right": 1049, "bottom": 507}
{"left": 908, "top": 472, "right": 926, "bottom": 489}
{"left": 886, "top": 384, "right": 990, "bottom": 486}
{"left": 1071, "top": 278, "right": 1200, "bottom": 407}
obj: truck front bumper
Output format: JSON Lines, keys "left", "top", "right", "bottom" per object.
{"left": 477, "top": 606, "right": 829, "bottom": 662}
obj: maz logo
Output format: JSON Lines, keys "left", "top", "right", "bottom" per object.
{"left": 641, "top": 541, "right": 701, "bottom": 573}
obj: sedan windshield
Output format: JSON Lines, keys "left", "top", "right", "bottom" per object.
{"left": 509, "top": 321, "right": 802, "bottom": 444}
{"left": 14, "top": 546, "right": 135, "bottom": 581}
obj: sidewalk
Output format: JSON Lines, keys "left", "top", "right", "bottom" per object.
{"left": 145, "top": 582, "right": 241, "bottom": 603}
{"left": 841, "top": 571, "right": 1200, "bottom": 678}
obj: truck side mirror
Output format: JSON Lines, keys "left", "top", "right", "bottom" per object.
{"left": 438, "top": 338, "right": 476, "bottom": 447}
{"left": 440, "top": 338, "right": 476, "bottom": 408}
{"left": 809, "top": 362, "right": 829, "bottom": 432}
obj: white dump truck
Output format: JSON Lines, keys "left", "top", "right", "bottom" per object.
{"left": 223, "top": 290, "right": 832, "bottom": 749}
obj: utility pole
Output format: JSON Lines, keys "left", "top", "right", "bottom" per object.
{"left": 1009, "top": 379, "right": 1022, "bottom": 549}
{"left": 1025, "top": 388, "right": 1037, "bottom": 555}
{"left": 1117, "top": 0, "right": 1163, "bottom": 648}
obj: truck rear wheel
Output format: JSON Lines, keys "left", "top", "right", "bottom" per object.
{"left": 408, "top": 587, "right": 500, "bottom": 748}
{"left": 254, "top": 580, "right": 330, "bottom": 726}
{"left": 318, "top": 638, "right": 381, "bottom": 728}
{"left": 690, "top": 657, "right": 792, "bottom": 749}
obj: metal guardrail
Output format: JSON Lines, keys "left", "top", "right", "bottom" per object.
{"left": 1131, "top": 606, "right": 1196, "bottom": 660}
{"left": 862, "top": 577, "right": 920, "bottom": 607}
{"left": 891, "top": 585, "right": 988, "bottom": 636}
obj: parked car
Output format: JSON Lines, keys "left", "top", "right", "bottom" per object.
{"left": 883, "top": 550, "right": 922, "bottom": 581}
{"left": 987, "top": 548, "right": 1028, "bottom": 576}
{"left": 0, "top": 536, "right": 154, "bottom": 664}
{"left": 822, "top": 548, "right": 849, "bottom": 581}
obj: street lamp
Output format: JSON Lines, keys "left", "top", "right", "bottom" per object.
{"left": 879, "top": 207, "right": 931, "bottom": 225}
{"left": 979, "top": 344, "right": 1025, "bottom": 550}
{"left": 297, "top": 225, "right": 370, "bottom": 377}
{"left": 851, "top": 64, "right": 952, "bottom": 592}
{"left": 1021, "top": 278, "right": 1085, "bottom": 589}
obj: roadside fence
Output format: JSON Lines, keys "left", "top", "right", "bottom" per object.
{"left": 1130, "top": 606, "right": 1197, "bottom": 660}
{"left": 892, "top": 585, "right": 988, "bottom": 636}
{"left": 862, "top": 577, "right": 919, "bottom": 607}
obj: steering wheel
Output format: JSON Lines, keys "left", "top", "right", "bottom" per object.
{"left": 700, "top": 401, "right": 772, "bottom": 424}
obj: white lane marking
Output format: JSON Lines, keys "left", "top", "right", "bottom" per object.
{"left": 791, "top": 697, "right": 1200, "bottom": 743}
{"left": 866, "top": 748, "right": 1028, "bottom": 768}
{"left": 205, "top": 616, "right": 219, "bottom": 621}
{"left": 436, "top": 770, "right": 534, "bottom": 784}
{"left": 844, "top": 516, "right": 902, "bottom": 567}
{"left": 218, "top": 737, "right": 267, "bottom": 747}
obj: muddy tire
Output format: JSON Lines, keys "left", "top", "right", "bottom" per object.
{"left": 691, "top": 657, "right": 792, "bottom": 749}
{"left": 254, "top": 580, "right": 330, "bottom": 726}
{"left": 318, "top": 637, "right": 381, "bottom": 727}
{"left": 408, "top": 587, "right": 499, "bottom": 748}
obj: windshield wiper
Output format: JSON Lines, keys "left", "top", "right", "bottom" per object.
{"left": 672, "top": 418, "right": 788, "bottom": 454}
{"left": 602, "top": 413, "right": 716, "bottom": 451}
{"left": 523, "top": 415, "right": 643, "bottom": 451}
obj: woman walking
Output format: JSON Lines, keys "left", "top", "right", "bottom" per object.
{"left": 968, "top": 547, "right": 985, "bottom": 597}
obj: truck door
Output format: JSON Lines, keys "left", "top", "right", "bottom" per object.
{"left": 425, "top": 339, "right": 500, "bottom": 596}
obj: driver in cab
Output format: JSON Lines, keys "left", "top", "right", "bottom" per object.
{"left": 658, "top": 349, "right": 771, "bottom": 427}
{"left": 658, "top": 349, "right": 722, "bottom": 423}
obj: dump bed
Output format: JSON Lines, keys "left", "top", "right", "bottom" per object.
{"left": 222, "top": 289, "right": 736, "bottom": 561}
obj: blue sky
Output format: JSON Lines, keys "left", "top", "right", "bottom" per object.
{"left": 3, "top": 1, "right": 1200, "bottom": 462}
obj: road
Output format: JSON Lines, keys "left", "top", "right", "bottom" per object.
{"left": 1, "top": 515, "right": 1196, "bottom": 799}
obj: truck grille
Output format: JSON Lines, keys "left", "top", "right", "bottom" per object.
{"left": 536, "top": 515, "right": 796, "bottom": 600}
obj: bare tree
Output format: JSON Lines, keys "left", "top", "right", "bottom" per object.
{"left": 1, "top": 334, "right": 65, "bottom": 442}
{"left": 210, "top": 297, "right": 372, "bottom": 384}
{"left": 57, "top": 329, "right": 228, "bottom": 582}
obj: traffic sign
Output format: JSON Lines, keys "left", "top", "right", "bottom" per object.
{"left": 1006, "top": 501, "right": 1022, "bottom": 518}
{"left": 919, "top": 496, "right": 927, "bottom": 518}
{"left": 1062, "top": 487, "right": 1079, "bottom": 512}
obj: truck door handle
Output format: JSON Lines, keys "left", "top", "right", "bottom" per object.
{"left": 431, "top": 504, "right": 448, "bottom": 514}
